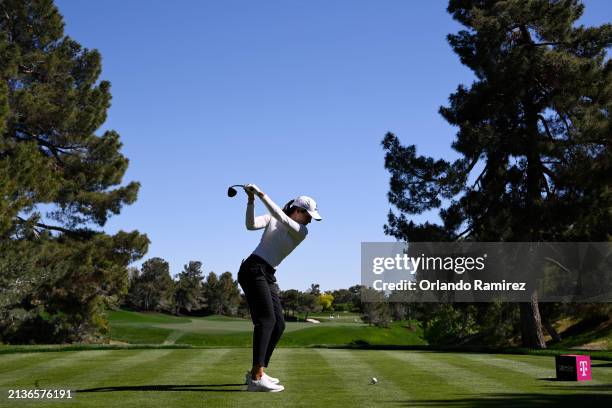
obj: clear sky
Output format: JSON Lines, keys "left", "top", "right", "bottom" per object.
{"left": 53, "top": 0, "right": 610, "bottom": 292}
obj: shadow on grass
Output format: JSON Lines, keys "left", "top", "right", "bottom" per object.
{"left": 538, "top": 378, "right": 612, "bottom": 390}
{"left": 389, "top": 393, "right": 612, "bottom": 407}
{"left": 77, "top": 383, "right": 245, "bottom": 393}
{"left": 545, "top": 384, "right": 612, "bottom": 392}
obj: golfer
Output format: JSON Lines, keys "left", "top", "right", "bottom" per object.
{"left": 238, "top": 183, "right": 321, "bottom": 392}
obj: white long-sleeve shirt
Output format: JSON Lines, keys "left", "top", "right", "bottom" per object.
{"left": 246, "top": 194, "right": 308, "bottom": 268}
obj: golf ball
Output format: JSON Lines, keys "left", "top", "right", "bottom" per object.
{"left": 371, "top": 377, "right": 378, "bottom": 384}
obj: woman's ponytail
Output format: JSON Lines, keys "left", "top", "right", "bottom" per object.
{"left": 282, "top": 199, "right": 295, "bottom": 216}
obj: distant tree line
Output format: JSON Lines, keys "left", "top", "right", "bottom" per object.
{"left": 121, "top": 259, "right": 374, "bottom": 323}
{"left": 280, "top": 284, "right": 366, "bottom": 321}
{"left": 123, "top": 258, "right": 242, "bottom": 317}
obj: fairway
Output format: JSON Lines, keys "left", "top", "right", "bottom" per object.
{"left": 1, "top": 348, "right": 611, "bottom": 407}
{"left": 107, "top": 310, "right": 426, "bottom": 347}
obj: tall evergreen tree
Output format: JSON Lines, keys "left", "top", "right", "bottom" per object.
{"left": 127, "top": 258, "right": 174, "bottom": 312}
{"left": 299, "top": 290, "right": 321, "bottom": 321}
{"left": 202, "top": 271, "right": 221, "bottom": 314}
{"left": 281, "top": 289, "right": 300, "bottom": 317}
{"left": 0, "top": 0, "right": 148, "bottom": 342}
{"left": 217, "top": 271, "right": 241, "bottom": 315}
{"left": 174, "top": 261, "right": 204, "bottom": 314}
{"left": 308, "top": 283, "right": 321, "bottom": 296}
{"left": 382, "top": 0, "right": 610, "bottom": 348}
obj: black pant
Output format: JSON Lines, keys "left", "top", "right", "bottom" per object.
{"left": 237, "top": 254, "right": 285, "bottom": 367}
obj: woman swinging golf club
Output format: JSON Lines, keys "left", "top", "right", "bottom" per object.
{"left": 236, "top": 183, "right": 321, "bottom": 392}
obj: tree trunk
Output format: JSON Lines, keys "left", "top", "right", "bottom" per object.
{"left": 543, "top": 317, "right": 562, "bottom": 343}
{"left": 520, "top": 85, "right": 547, "bottom": 349}
{"left": 519, "top": 291, "right": 546, "bottom": 348}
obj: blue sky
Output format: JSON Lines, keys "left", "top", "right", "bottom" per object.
{"left": 53, "top": 0, "right": 610, "bottom": 292}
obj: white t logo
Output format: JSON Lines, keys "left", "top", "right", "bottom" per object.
{"left": 579, "top": 360, "right": 588, "bottom": 376}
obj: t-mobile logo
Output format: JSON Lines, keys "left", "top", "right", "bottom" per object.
{"left": 579, "top": 360, "right": 589, "bottom": 376}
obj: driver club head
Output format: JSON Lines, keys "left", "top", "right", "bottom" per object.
{"left": 227, "top": 186, "right": 238, "bottom": 197}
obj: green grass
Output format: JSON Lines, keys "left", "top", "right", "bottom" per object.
{"left": 551, "top": 322, "right": 612, "bottom": 350}
{"left": 107, "top": 309, "right": 424, "bottom": 347}
{"left": 169, "top": 322, "right": 425, "bottom": 348}
{"left": 0, "top": 348, "right": 610, "bottom": 407}
{"left": 279, "top": 321, "right": 425, "bottom": 347}
{"left": 106, "top": 310, "right": 192, "bottom": 325}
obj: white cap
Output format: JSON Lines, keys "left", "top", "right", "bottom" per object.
{"left": 292, "top": 196, "right": 322, "bottom": 221}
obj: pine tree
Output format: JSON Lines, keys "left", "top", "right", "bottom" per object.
{"left": 202, "top": 272, "right": 221, "bottom": 315}
{"left": 217, "top": 271, "right": 241, "bottom": 316}
{"left": 131, "top": 258, "right": 174, "bottom": 312}
{"left": 280, "top": 289, "right": 300, "bottom": 317}
{"left": 174, "top": 261, "right": 204, "bottom": 313}
{"left": 382, "top": 0, "right": 610, "bottom": 348}
{"left": 0, "top": 0, "right": 148, "bottom": 342}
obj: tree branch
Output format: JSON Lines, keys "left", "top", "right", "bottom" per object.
{"left": 15, "top": 216, "right": 82, "bottom": 237}
{"left": 532, "top": 42, "right": 562, "bottom": 47}
{"left": 471, "top": 163, "right": 488, "bottom": 190}
{"left": 544, "top": 257, "right": 573, "bottom": 274}
{"left": 12, "top": 130, "right": 74, "bottom": 166}
{"left": 559, "top": 112, "right": 573, "bottom": 137}
{"left": 453, "top": 224, "right": 474, "bottom": 240}
{"left": 541, "top": 173, "right": 551, "bottom": 197}
{"left": 537, "top": 114, "right": 555, "bottom": 141}
{"left": 465, "top": 154, "right": 480, "bottom": 174}
{"left": 540, "top": 164, "right": 558, "bottom": 184}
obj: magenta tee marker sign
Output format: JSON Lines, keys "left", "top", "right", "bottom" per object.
{"left": 555, "top": 355, "right": 592, "bottom": 381}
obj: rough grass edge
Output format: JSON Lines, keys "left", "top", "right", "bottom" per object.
{"left": 1, "top": 343, "right": 610, "bottom": 360}
{"left": 308, "top": 344, "right": 612, "bottom": 361}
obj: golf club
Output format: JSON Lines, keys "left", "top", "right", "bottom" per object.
{"left": 227, "top": 184, "right": 247, "bottom": 197}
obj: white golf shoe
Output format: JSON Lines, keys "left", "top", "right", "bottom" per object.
{"left": 263, "top": 372, "right": 280, "bottom": 384}
{"left": 246, "top": 375, "right": 284, "bottom": 392}
{"left": 245, "top": 371, "right": 280, "bottom": 384}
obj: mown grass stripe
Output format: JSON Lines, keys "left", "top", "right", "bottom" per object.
{"left": 73, "top": 349, "right": 203, "bottom": 407}
{"left": 0, "top": 352, "right": 78, "bottom": 377}
{"left": 461, "top": 353, "right": 612, "bottom": 387}
{"left": 386, "top": 351, "right": 513, "bottom": 394}
{"left": 114, "top": 349, "right": 232, "bottom": 408}
{"left": 81, "top": 349, "right": 247, "bottom": 407}
{"left": 161, "top": 348, "right": 255, "bottom": 408}
{"left": 0, "top": 350, "right": 114, "bottom": 387}
{"left": 317, "top": 349, "right": 411, "bottom": 406}
{"left": 149, "top": 349, "right": 233, "bottom": 387}
{"left": 0, "top": 353, "right": 37, "bottom": 364}
{"left": 2, "top": 348, "right": 609, "bottom": 408}
{"left": 433, "top": 352, "right": 547, "bottom": 395}
{"left": 459, "top": 353, "right": 554, "bottom": 378}
{"left": 366, "top": 350, "right": 468, "bottom": 402}
{"left": 277, "top": 348, "right": 353, "bottom": 408}
{"left": 191, "top": 348, "right": 353, "bottom": 408}
{"left": 79, "top": 349, "right": 181, "bottom": 386}
{"left": 68, "top": 349, "right": 190, "bottom": 391}
{"left": 36, "top": 350, "right": 155, "bottom": 390}
{"left": 162, "top": 330, "right": 185, "bottom": 345}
